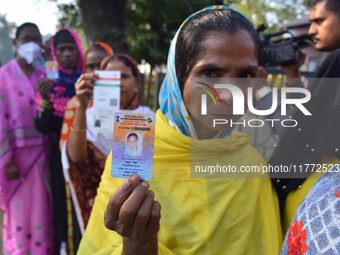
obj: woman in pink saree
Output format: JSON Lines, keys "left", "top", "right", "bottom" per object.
{"left": 0, "top": 23, "right": 53, "bottom": 255}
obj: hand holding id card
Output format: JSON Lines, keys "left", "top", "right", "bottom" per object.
{"left": 93, "top": 71, "right": 120, "bottom": 132}
{"left": 111, "top": 113, "right": 155, "bottom": 180}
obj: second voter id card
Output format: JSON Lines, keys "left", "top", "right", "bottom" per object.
{"left": 45, "top": 61, "right": 59, "bottom": 80}
{"left": 93, "top": 71, "right": 121, "bottom": 132}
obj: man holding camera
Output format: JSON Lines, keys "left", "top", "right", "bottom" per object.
{"left": 307, "top": 0, "right": 340, "bottom": 82}
{"left": 286, "top": 0, "right": 340, "bottom": 79}
{"left": 272, "top": 1, "right": 340, "bottom": 254}
{"left": 309, "top": 0, "right": 340, "bottom": 53}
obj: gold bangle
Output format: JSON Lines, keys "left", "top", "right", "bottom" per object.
{"left": 70, "top": 126, "right": 86, "bottom": 133}
{"left": 40, "top": 99, "right": 52, "bottom": 109}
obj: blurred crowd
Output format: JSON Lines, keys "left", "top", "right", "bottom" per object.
{"left": 0, "top": 1, "right": 339, "bottom": 255}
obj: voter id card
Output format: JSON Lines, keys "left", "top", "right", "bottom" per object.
{"left": 45, "top": 61, "right": 59, "bottom": 80}
{"left": 111, "top": 113, "right": 156, "bottom": 180}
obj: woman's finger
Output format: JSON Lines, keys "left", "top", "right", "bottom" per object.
{"left": 146, "top": 201, "right": 161, "bottom": 236}
{"left": 82, "top": 72, "right": 97, "bottom": 81}
{"left": 119, "top": 181, "right": 150, "bottom": 228}
{"left": 83, "top": 80, "right": 95, "bottom": 89}
{"left": 132, "top": 190, "right": 155, "bottom": 230}
{"left": 104, "top": 174, "right": 141, "bottom": 230}
{"left": 76, "top": 79, "right": 94, "bottom": 92}
{"left": 77, "top": 89, "right": 93, "bottom": 99}
{"left": 77, "top": 83, "right": 93, "bottom": 92}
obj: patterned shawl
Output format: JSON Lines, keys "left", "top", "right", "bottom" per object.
{"left": 281, "top": 169, "right": 340, "bottom": 254}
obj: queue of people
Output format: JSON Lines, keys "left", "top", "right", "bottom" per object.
{"left": 0, "top": 1, "right": 339, "bottom": 255}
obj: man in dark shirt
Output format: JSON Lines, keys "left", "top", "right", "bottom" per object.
{"left": 270, "top": 0, "right": 340, "bottom": 210}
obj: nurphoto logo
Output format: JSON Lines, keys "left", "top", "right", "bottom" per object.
{"left": 197, "top": 80, "right": 312, "bottom": 129}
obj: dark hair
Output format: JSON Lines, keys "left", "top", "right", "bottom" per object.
{"left": 308, "top": 0, "right": 340, "bottom": 16}
{"left": 175, "top": 9, "right": 261, "bottom": 89}
{"left": 100, "top": 54, "right": 140, "bottom": 80}
{"left": 15, "top": 22, "right": 39, "bottom": 40}
{"left": 53, "top": 29, "right": 76, "bottom": 48}
{"left": 127, "top": 133, "right": 138, "bottom": 140}
{"left": 87, "top": 44, "right": 107, "bottom": 55}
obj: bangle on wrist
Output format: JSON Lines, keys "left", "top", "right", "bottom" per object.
{"left": 71, "top": 126, "right": 86, "bottom": 133}
{"left": 40, "top": 99, "right": 52, "bottom": 109}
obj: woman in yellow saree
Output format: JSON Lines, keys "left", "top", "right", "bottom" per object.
{"left": 78, "top": 6, "right": 282, "bottom": 255}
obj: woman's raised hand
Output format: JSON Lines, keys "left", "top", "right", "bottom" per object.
{"left": 75, "top": 73, "right": 97, "bottom": 108}
{"left": 104, "top": 174, "right": 161, "bottom": 255}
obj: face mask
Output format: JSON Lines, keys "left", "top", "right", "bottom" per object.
{"left": 17, "top": 42, "right": 42, "bottom": 65}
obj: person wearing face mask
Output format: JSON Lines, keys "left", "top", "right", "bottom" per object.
{"left": 34, "top": 28, "right": 84, "bottom": 255}
{"left": 0, "top": 22, "right": 53, "bottom": 255}
{"left": 58, "top": 53, "right": 153, "bottom": 244}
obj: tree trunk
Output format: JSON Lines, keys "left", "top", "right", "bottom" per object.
{"left": 77, "top": 0, "right": 128, "bottom": 53}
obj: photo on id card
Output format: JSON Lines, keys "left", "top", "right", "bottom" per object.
{"left": 111, "top": 113, "right": 155, "bottom": 180}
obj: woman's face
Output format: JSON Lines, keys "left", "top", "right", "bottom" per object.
{"left": 182, "top": 31, "right": 259, "bottom": 138}
{"left": 55, "top": 40, "right": 79, "bottom": 69}
{"left": 104, "top": 60, "right": 138, "bottom": 109}
{"left": 86, "top": 49, "right": 107, "bottom": 72}
{"left": 15, "top": 27, "right": 42, "bottom": 49}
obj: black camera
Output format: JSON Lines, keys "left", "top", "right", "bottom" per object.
{"left": 258, "top": 24, "right": 312, "bottom": 67}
